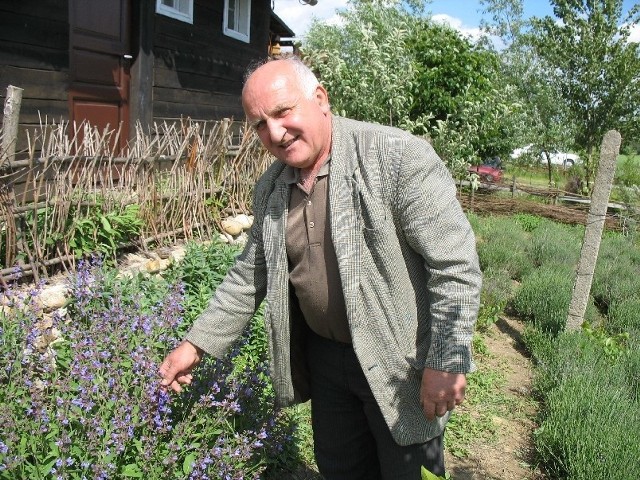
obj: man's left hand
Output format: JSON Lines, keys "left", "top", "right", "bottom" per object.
{"left": 420, "top": 368, "right": 466, "bottom": 421}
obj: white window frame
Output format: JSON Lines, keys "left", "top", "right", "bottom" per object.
{"left": 156, "top": 0, "right": 193, "bottom": 24}
{"left": 223, "top": 0, "right": 251, "bottom": 43}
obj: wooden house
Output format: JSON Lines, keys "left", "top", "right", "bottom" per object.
{"left": 0, "top": 0, "right": 295, "bottom": 153}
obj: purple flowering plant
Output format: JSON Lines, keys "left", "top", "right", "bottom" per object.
{"left": 0, "top": 249, "right": 294, "bottom": 479}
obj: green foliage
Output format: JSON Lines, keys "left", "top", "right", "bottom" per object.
{"left": 476, "top": 268, "right": 513, "bottom": 332}
{"left": 303, "top": 0, "right": 523, "bottom": 174}
{"left": 0, "top": 256, "right": 291, "bottom": 479}
{"left": 164, "top": 240, "right": 241, "bottom": 326}
{"left": 529, "top": 333, "right": 640, "bottom": 479}
{"left": 445, "top": 366, "right": 503, "bottom": 458}
{"left": 421, "top": 465, "right": 449, "bottom": 479}
{"left": 615, "top": 154, "right": 640, "bottom": 188}
{"left": 512, "top": 213, "right": 542, "bottom": 232}
{"left": 607, "top": 297, "right": 640, "bottom": 337}
{"left": 473, "top": 216, "right": 535, "bottom": 280}
{"left": 304, "top": 0, "right": 417, "bottom": 127}
{"left": 68, "top": 204, "right": 143, "bottom": 259}
{"left": 527, "top": 220, "right": 582, "bottom": 268}
{"left": 529, "top": 0, "right": 640, "bottom": 182}
{"left": 592, "top": 233, "right": 640, "bottom": 332}
{"left": 490, "top": 208, "right": 640, "bottom": 478}
{"left": 581, "top": 322, "right": 630, "bottom": 362}
{"left": 512, "top": 265, "right": 573, "bottom": 334}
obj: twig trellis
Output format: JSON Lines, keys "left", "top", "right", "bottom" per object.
{"left": 0, "top": 117, "right": 272, "bottom": 284}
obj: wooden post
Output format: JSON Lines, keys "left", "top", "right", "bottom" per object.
{"left": 1, "top": 85, "right": 24, "bottom": 166}
{"left": 566, "top": 130, "right": 621, "bottom": 331}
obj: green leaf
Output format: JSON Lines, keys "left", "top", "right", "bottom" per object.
{"left": 183, "top": 452, "right": 197, "bottom": 475}
{"left": 39, "top": 457, "right": 57, "bottom": 477}
{"left": 100, "top": 215, "right": 116, "bottom": 234}
{"left": 121, "top": 463, "right": 144, "bottom": 477}
{"left": 421, "top": 465, "right": 445, "bottom": 480}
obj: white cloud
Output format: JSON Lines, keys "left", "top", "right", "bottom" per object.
{"left": 430, "top": 13, "right": 486, "bottom": 42}
{"left": 628, "top": 23, "right": 640, "bottom": 43}
{"left": 273, "top": 0, "right": 347, "bottom": 39}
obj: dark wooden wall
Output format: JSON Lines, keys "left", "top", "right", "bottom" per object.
{"left": 0, "top": 0, "right": 69, "bottom": 151}
{"left": 152, "top": 0, "right": 271, "bottom": 124}
{"left": 0, "top": 0, "right": 273, "bottom": 154}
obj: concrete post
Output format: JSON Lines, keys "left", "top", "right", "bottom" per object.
{"left": 566, "top": 130, "right": 621, "bottom": 331}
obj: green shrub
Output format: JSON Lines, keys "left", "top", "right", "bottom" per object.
{"left": 512, "top": 265, "right": 574, "bottom": 335}
{"left": 0, "top": 257, "right": 291, "bottom": 479}
{"left": 607, "top": 297, "right": 640, "bottom": 336}
{"left": 593, "top": 234, "right": 640, "bottom": 312}
{"left": 476, "top": 268, "right": 513, "bottom": 332}
{"left": 533, "top": 338, "right": 640, "bottom": 479}
{"left": 69, "top": 204, "right": 144, "bottom": 260}
{"left": 474, "top": 216, "right": 535, "bottom": 280}
{"left": 527, "top": 220, "right": 581, "bottom": 269}
{"left": 513, "top": 213, "right": 543, "bottom": 232}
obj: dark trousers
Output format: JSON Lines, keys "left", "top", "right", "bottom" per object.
{"left": 307, "top": 331, "right": 445, "bottom": 480}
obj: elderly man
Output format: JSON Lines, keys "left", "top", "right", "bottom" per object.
{"left": 159, "top": 57, "right": 482, "bottom": 479}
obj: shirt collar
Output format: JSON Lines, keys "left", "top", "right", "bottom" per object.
{"left": 283, "top": 156, "right": 331, "bottom": 185}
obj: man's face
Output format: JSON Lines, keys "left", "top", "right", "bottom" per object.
{"left": 242, "top": 62, "right": 332, "bottom": 170}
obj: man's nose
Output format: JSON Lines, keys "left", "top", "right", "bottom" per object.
{"left": 266, "top": 119, "right": 286, "bottom": 143}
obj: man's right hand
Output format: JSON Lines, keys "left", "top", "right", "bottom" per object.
{"left": 158, "top": 340, "right": 204, "bottom": 393}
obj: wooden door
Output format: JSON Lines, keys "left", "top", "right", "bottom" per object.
{"left": 69, "top": 0, "right": 131, "bottom": 154}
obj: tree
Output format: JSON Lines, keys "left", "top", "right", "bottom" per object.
{"left": 303, "top": 0, "right": 418, "bottom": 128}
{"left": 302, "top": 0, "right": 523, "bottom": 176}
{"left": 480, "top": 0, "right": 577, "bottom": 186}
{"left": 530, "top": 0, "right": 640, "bottom": 186}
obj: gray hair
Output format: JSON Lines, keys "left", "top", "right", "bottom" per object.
{"left": 244, "top": 56, "right": 320, "bottom": 99}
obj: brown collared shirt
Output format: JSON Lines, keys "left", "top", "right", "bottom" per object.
{"left": 284, "top": 160, "right": 351, "bottom": 343}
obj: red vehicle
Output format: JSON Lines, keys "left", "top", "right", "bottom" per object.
{"left": 468, "top": 164, "right": 503, "bottom": 183}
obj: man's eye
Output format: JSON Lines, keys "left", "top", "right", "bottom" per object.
{"left": 254, "top": 121, "right": 266, "bottom": 131}
{"left": 277, "top": 108, "right": 291, "bottom": 117}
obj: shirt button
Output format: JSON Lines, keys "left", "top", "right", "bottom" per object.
{"left": 309, "top": 221, "right": 315, "bottom": 228}
{"left": 307, "top": 200, "right": 312, "bottom": 205}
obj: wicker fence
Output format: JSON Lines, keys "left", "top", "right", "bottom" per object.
{"left": 0, "top": 116, "right": 272, "bottom": 286}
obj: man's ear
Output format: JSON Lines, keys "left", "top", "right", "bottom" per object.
{"left": 314, "top": 85, "right": 331, "bottom": 114}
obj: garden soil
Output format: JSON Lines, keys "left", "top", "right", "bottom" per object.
{"left": 443, "top": 315, "right": 544, "bottom": 480}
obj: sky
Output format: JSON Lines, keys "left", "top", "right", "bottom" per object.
{"left": 272, "top": 0, "right": 640, "bottom": 43}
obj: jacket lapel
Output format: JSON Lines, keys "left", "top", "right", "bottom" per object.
{"left": 328, "top": 117, "right": 362, "bottom": 326}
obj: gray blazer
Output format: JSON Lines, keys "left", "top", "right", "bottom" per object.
{"left": 186, "top": 116, "right": 482, "bottom": 445}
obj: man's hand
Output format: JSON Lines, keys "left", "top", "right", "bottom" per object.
{"left": 158, "top": 340, "right": 204, "bottom": 393}
{"left": 420, "top": 368, "right": 466, "bottom": 421}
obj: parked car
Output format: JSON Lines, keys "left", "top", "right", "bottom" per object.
{"left": 468, "top": 164, "right": 503, "bottom": 183}
{"left": 539, "top": 150, "right": 580, "bottom": 167}
{"left": 511, "top": 144, "right": 580, "bottom": 168}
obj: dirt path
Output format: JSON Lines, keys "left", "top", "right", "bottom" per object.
{"left": 445, "top": 316, "right": 544, "bottom": 480}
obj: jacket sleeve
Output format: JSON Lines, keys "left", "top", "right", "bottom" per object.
{"left": 183, "top": 168, "right": 275, "bottom": 358}
{"left": 394, "top": 136, "right": 482, "bottom": 373}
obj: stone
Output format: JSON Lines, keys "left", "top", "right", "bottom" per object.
{"left": 234, "top": 214, "right": 252, "bottom": 230}
{"left": 38, "top": 284, "right": 69, "bottom": 311}
{"left": 233, "top": 232, "right": 248, "bottom": 247}
{"left": 170, "top": 246, "right": 186, "bottom": 263}
{"left": 221, "top": 218, "right": 243, "bottom": 236}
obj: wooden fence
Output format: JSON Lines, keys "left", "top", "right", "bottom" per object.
{"left": 1, "top": 109, "right": 271, "bottom": 286}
